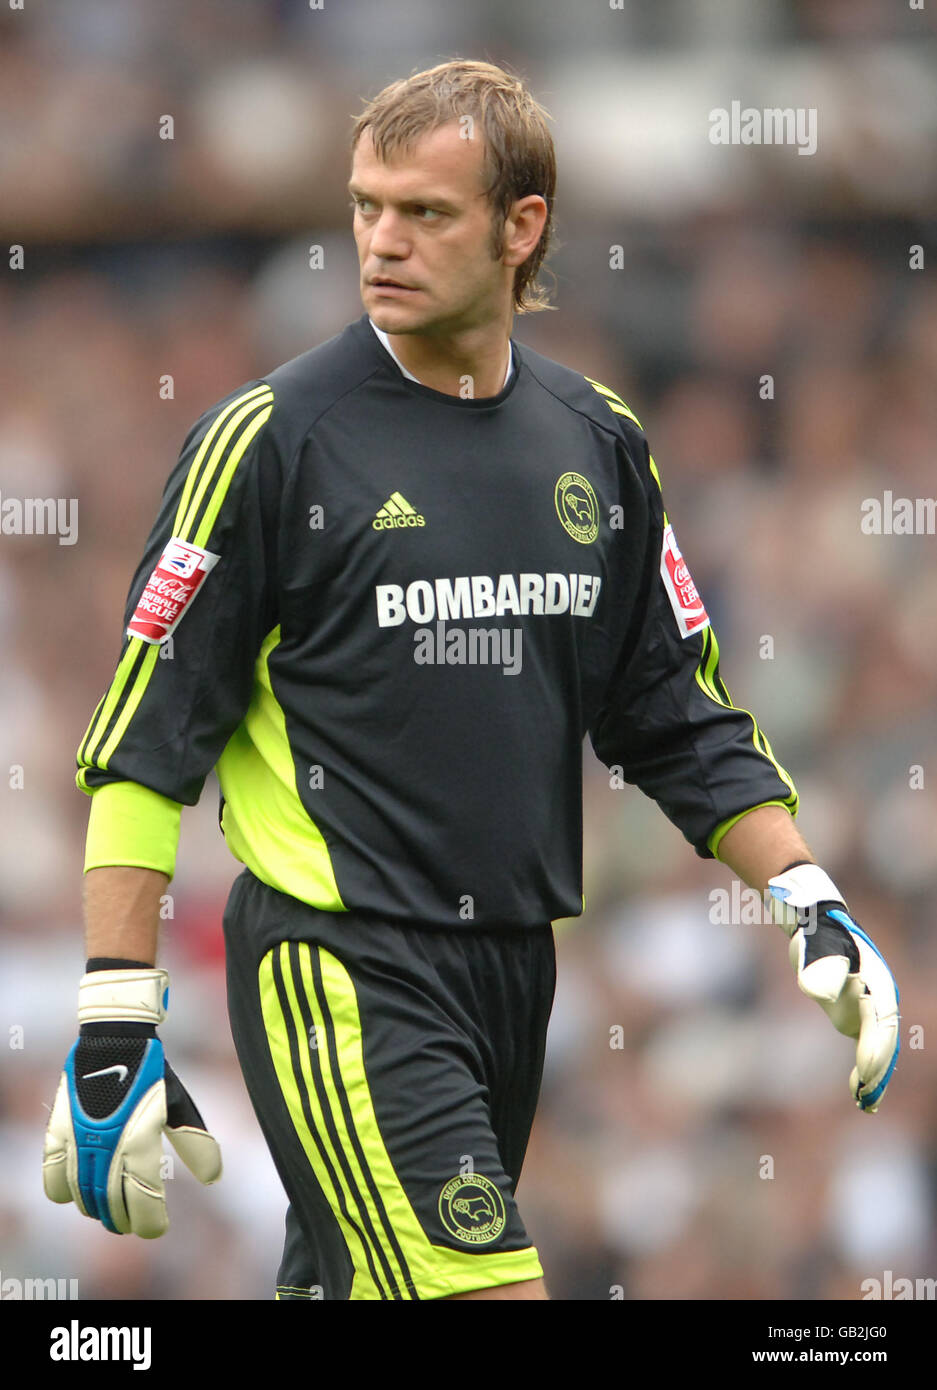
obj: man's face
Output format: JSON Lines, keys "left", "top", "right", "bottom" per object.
{"left": 349, "top": 121, "right": 509, "bottom": 336}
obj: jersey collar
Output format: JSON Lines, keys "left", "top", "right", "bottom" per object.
{"left": 368, "top": 317, "right": 514, "bottom": 392}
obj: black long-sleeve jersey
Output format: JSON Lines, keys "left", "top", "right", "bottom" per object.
{"left": 76, "top": 312, "right": 797, "bottom": 928}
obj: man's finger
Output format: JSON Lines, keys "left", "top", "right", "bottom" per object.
{"left": 850, "top": 992, "right": 900, "bottom": 1114}
{"left": 795, "top": 948, "right": 851, "bottom": 1007}
{"left": 103, "top": 1082, "right": 166, "bottom": 1236}
{"left": 166, "top": 1125, "right": 223, "bottom": 1186}
{"left": 42, "top": 1074, "right": 76, "bottom": 1207}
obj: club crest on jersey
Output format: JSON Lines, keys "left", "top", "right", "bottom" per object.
{"left": 660, "top": 524, "right": 709, "bottom": 637}
{"left": 127, "top": 538, "right": 220, "bottom": 644}
{"left": 555, "top": 472, "right": 598, "bottom": 544}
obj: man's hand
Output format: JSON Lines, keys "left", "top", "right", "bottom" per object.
{"left": 43, "top": 966, "right": 222, "bottom": 1237}
{"left": 767, "top": 863, "right": 900, "bottom": 1113}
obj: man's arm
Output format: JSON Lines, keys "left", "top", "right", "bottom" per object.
{"left": 582, "top": 400, "right": 898, "bottom": 1111}
{"left": 44, "top": 379, "right": 280, "bottom": 1238}
{"left": 713, "top": 804, "right": 813, "bottom": 895}
{"left": 84, "top": 866, "right": 167, "bottom": 964}
{"left": 587, "top": 404, "right": 799, "bottom": 860}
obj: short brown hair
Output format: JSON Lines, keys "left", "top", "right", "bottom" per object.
{"left": 350, "top": 59, "right": 557, "bottom": 314}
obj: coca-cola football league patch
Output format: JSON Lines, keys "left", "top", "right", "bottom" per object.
{"left": 660, "top": 524, "right": 709, "bottom": 638}
{"left": 127, "top": 538, "right": 220, "bottom": 644}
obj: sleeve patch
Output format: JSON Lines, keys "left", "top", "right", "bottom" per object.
{"left": 127, "top": 538, "right": 220, "bottom": 645}
{"left": 660, "top": 524, "right": 709, "bottom": 638}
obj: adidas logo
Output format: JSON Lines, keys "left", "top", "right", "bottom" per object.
{"left": 372, "top": 492, "right": 426, "bottom": 530}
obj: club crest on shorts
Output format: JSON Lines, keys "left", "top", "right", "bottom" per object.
{"left": 438, "top": 1174, "right": 507, "bottom": 1245}
{"left": 660, "top": 523, "right": 709, "bottom": 638}
{"left": 555, "top": 472, "right": 598, "bottom": 544}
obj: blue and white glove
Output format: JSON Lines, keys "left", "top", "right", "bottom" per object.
{"left": 767, "top": 863, "right": 900, "bottom": 1113}
{"left": 43, "top": 965, "right": 222, "bottom": 1237}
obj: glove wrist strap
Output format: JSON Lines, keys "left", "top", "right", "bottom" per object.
{"left": 78, "top": 968, "right": 169, "bottom": 1026}
{"left": 766, "top": 863, "right": 846, "bottom": 935}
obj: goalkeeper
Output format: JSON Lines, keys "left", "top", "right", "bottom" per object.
{"left": 43, "top": 59, "right": 898, "bottom": 1300}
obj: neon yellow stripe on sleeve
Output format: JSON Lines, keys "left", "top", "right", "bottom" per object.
{"left": 584, "top": 377, "right": 644, "bottom": 429}
{"left": 707, "top": 800, "right": 793, "bottom": 861}
{"left": 192, "top": 403, "right": 273, "bottom": 548}
{"left": 693, "top": 629, "right": 799, "bottom": 816}
{"left": 173, "top": 385, "right": 272, "bottom": 535}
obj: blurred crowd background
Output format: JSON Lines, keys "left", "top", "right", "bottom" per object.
{"left": 2, "top": 0, "right": 936, "bottom": 1301}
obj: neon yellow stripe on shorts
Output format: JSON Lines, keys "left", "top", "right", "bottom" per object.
{"left": 259, "top": 942, "right": 545, "bottom": 1300}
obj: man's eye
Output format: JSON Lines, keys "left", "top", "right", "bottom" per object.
{"left": 350, "top": 198, "right": 376, "bottom": 214}
{"left": 415, "top": 207, "right": 442, "bottom": 221}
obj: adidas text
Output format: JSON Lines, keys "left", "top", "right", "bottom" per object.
{"left": 373, "top": 513, "right": 426, "bottom": 529}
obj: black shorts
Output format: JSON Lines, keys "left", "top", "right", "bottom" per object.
{"left": 223, "top": 868, "right": 556, "bottom": 1300}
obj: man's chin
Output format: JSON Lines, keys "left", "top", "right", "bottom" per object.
{"left": 366, "top": 299, "right": 433, "bottom": 335}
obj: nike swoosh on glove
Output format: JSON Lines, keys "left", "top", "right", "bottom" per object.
{"left": 43, "top": 968, "right": 222, "bottom": 1237}
{"left": 767, "top": 864, "right": 900, "bottom": 1113}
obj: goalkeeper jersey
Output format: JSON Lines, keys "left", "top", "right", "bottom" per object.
{"left": 76, "top": 312, "right": 798, "bottom": 929}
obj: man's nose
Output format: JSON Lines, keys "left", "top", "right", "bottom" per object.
{"left": 368, "top": 208, "right": 410, "bottom": 259}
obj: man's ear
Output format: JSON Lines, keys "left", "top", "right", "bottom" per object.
{"left": 501, "top": 195, "right": 548, "bottom": 268}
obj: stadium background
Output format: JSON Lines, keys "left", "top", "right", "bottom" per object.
{"left": 1, "top": 0, "right": 936, "bottom": 1301}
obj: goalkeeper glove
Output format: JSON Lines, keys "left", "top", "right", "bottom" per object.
{"left": 767, "top": 862, "right": 900, "bottom": 1113}
{"left": 43, "top": 962, "right": 222, "bottom": 1237}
